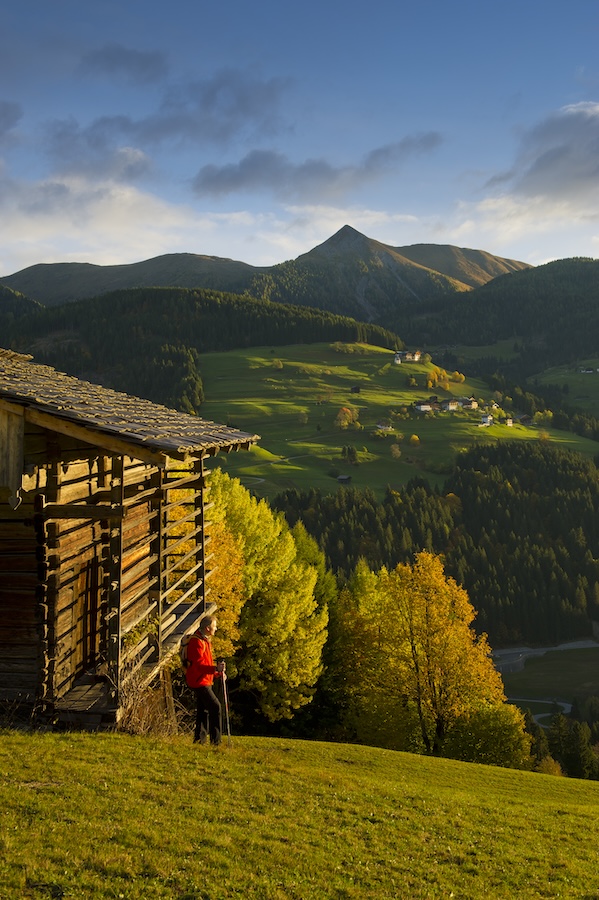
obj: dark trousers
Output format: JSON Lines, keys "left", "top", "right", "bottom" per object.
{"left": 194, "top": 685, "right": 222, "bottom": 745}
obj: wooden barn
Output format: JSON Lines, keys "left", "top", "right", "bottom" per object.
{"left": 0, "top": 349, "right": 258, "bottom": 727}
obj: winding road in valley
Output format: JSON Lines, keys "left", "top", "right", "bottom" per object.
{"left": 494, "top": 639, "right": 599, "bottom": 725}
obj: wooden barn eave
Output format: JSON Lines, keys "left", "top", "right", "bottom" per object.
{"left": 0, "top": 399, "right": 257, "bottom": 468}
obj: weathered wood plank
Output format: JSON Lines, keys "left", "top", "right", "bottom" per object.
{"left": 0, "top": 658, "right": 38, "bottom": 674}
{"left": 0, "top": 407, "right": 24, "bottom": 505}
{"left": 0, "top": 575, "right": 39, "bottom": 592}
{"left": 42, "top": 503, "right": 124, "bottom": 521}
{"left": 0, "top": 643, "right": 39, "bottom": 659}
{"left": 25, "top": 407, "right": 169, "bottom": 467}
{"left": 0, "top": 671, "right": 38, "bottom": 689}
{"left": 122, "top": 574, "right": 157, "bottom": 612}
{"left": 0, "top": 557, "right": 38, "bottom": 572}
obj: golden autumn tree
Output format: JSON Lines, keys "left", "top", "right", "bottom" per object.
{"left": 378, "top": 552, "right": 505, "bottom": 755}
{"left": 338, "top": 552, "right": 530, "bottom": 765}
{"left": 205, "top": 519, "right": 246, "bottom": 668}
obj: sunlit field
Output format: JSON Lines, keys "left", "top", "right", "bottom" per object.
{"left": 198, "top": 342, "right": 599, "bottom": 500}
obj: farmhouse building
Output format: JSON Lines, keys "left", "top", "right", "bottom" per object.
{"left": 394, "top": 350, "right": 422, "bottom": 364}
{"left": 0, "top": 350, "right": 258, "bottom": 727}
{"left": 440, "top": 399, "right": 459, "bottom": 412}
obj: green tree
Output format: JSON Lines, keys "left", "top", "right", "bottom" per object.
{"left": 208, "top": 469, "right": 328, "bottom": 721}
{"left": 443, "top": 703, "right": 532, "bottom": 769}
{"left": 523, "top": 709, "right": 550, "bottom": 767}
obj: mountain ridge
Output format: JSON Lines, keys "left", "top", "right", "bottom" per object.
{"left": 0, "top": 226, "right": 530, "bottom": 315}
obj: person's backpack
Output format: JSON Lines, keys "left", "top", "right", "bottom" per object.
{"left": 179, "top": 631, "right": 198, "bottom": 673}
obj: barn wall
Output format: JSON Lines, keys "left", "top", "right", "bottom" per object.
{"left": 48, "top": 454, "right": 160, "bottom": 701}
{"left": 1, "top": 410, "right": 212, "bottom": 718}
{"left": 0, "top": 490, "right": 40, "bottom": 711}
{"left": 1, "top": 416, "right": 162, "bottom": 708}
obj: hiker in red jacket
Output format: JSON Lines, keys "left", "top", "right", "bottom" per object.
{"left": 185, "top": 614, "right": 225, "bottom": 746}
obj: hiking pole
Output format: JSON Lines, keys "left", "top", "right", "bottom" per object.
{"left": 222, "top": 673, "right": 232, "bottom": 748}
{"left": 217, "top": 657, "right": 232, "bottom": 748}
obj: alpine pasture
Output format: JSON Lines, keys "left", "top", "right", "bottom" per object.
{"left": 199, "top": 342, "right": 598, "bottom": 500}
{"left": 2, "top": 730, "right": 599, "bottom": 899}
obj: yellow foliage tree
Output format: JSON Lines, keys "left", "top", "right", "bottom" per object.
{"left": 378, "top": 552, "right": 506, "bottom": 754}
{"left": 205, "top": 519, "right": 246, "bottom": 668}
{"left": 338, "top": 553, "right": 527, "bottom": 763}
{"left": 207, "top": 469, "right": 328, "bottom": 721}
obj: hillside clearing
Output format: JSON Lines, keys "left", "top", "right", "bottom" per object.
{"left": 199, "top": 342, "right": 599, "bottom": 499}
{"left": 1, "top": 731, "right": 599, "bottom": 899}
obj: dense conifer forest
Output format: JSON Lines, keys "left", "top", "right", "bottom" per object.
{"left": 274, "top": 442, "right": 599, "bottom": 648}
{"left": 4, "top": 286, "right": 401, "bottom": 405}
{"left": 401, "top": 257, "right": 599, "bottom": 365}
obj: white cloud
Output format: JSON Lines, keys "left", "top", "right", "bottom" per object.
{"left": 0, "top": 175, "right": 222, "bottom": 272}
{"left": 446, "top": 193, "right": 599, "bottom": 263}
{"left": 0, "top": 175, "right": 443, "bottom": 275}
{"left": 441, "top": 103, "right": 599, "bottom": 262}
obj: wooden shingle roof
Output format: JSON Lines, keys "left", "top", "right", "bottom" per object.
{"left": 0, "top": 349, "right": 259, "bottom": 463}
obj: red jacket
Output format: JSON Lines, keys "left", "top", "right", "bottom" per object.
{"left": 185, "top": 633, "right": 218, "bottom": 689}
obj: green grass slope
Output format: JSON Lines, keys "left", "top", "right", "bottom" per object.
{"left": 395, "top": 243, "right": 530, "bottom": 288}
{"left": 202, "top": 342, "right": 599, "bottom": 499}
{"left": 1, "top": 731, "right": 598, "bottom": 899}
{"left": 535, "top": 359, "right": 599, "bottom": 417}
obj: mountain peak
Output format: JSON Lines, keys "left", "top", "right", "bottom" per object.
{"left": 328, "top": 224, "right": 368, "bottom": 245}
{"left": 302, "top": 225, "right": 371, "bottom": 259}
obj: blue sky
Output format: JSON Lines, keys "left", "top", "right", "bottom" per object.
{"left": 2, "top": 0, "right": 599, "bottom": 275}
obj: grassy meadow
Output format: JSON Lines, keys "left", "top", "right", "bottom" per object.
{"left": 534, "top": 360, "right": 599, "bottom": 417}
{"left": 503, "top": 647, "right": 599, "bottom": 705}
{"left": 198, "top": 342, "right": 599, "bottom": 500}
{"left": 2, "top": 730, "right": 599, "bottom": 899}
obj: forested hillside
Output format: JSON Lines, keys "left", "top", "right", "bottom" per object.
{"left": 5, "top": 286, "right": 400, "bottom": 408}
{"left": 403, "top": 257, "right": 599, "bottom": 370}
{"left": 0, "top": 284, "right": 41, "bottom": 320}
{"left": 274, "top": 442, "right": 599, "bottom": 647}
{"left": 0, "top": 253, "right": 262, "bottom": 306}
{"left": 246, "top": 226, "right": 471, "bottom": 322}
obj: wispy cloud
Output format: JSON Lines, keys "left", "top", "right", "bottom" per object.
{"left": 41, "top": 67, "right": 291, "bottom": 181}
{"left": 448, "top": 102, "right": 599, "bottom": 261}
{"left": 488, "top": 102, "right": 599, "bottom": 206}
{"left": 0, "top": 173, "right": 215, "bottom": 272}
{"left": 154, "top": 69, "right": 291, "bottom": 143}
{"left": 44, "top": 117, "right": 153, "bottom": 180}
{"left": 192, "top": 133, "right": 443, "bottom": 200}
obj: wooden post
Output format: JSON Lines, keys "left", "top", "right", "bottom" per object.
{"left": 155, "top": 467, "right": 164, "bottom": 657}
{"left": 194, "top": 456, "right": 206, "bottom": 615}
{"left": 33, "top": 496, "right": 51, "bottom": 712}
{"left": 0, "top": 406, "right": 24, "bottom": 508}
{"left": 106, "top": 456, "right": 124, "bottom": 707}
